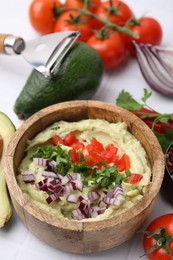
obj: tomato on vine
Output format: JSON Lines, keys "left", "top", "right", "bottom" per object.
{"left": 54, "top": 10, "right": 93, "bottom": 42}
{"left": 126, "top": 17, "right": 163, "bottom": 54}
{"left": 86, "top": 31, "right": 126, "bottom": 70}
{"left": 92, "top": 0, "right": 133, "bottom": 29}
{"left": 29, "top": 0, "right": 63, "bottom": 34}
{"left": 64, "top": 0, "right": 101, "bottom": 12}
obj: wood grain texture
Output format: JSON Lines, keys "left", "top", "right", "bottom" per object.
{"left": 4, "top": 100, "right": 164, "bottom": 253}
{"left": 0, "top": 34, "right": 8, "bottom": 54}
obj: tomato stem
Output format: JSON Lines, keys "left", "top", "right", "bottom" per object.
{"left": 58, "top": 1, "right": 138, "bottom": 38}
{"left": 141, "top": 227, "right": 173, "bottom": 260}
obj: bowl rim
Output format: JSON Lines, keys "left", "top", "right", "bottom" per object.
{"left": 4, "top": 100, "right": 164, "bottom": 231}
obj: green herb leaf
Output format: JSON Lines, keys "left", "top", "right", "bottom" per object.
{"left": 73, "top": 163, "right": 91, "bottom": 175}
{"left": 33, "top": 145, "right": 72, "bottom": 175}
{"left": 141, "top": 88, "right": 152, "bottom": 103}
{"left": 116, "top": 90, "right": 143, "bottom": 111}
{"left": 159, "top": 115, "right": 171, "bottom": 123}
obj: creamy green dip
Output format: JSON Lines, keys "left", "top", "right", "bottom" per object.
{"left": 17, "top": 119, "right": 151, "bottom": 221}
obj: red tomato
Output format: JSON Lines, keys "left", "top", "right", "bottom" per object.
{"left": 86, "top": 32, "right": 126, "bottom": 70}
{"left": 71, "top": 142, "right": 85, "bottom": 150}
{"left": 128, "top": 173, "right": 142, "bottom": 184}
{"left": 63, "top": 132, "right": 78, "bottom": 146}
{"left": 64, "top": 0, "right": 101, "bottom": 12}
{"left": 70, "top": 149, "right": 80, "bottom": 163}
{"left": 29, "top": 0, "right": 62, "bottom": 34}
{"left": 127, "top": 17, "right": 163, "bottom": 54}
{"left": 51, "top": 135, "right": 64, "bottom": 145}
{"left": 116, "top": 153, "right": 130, "bottom": 172}
{"left": 54, "top": 10, "right": 93, "bottom": 42}
{"left": 92, "top": 0, "right": 133, "bottom": 29}
{"left": 143, "top": 214, "right": 173, "bottom": 260}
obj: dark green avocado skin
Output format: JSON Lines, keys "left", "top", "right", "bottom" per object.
{"left": 14, "top": 41, "right": 104, "bottom": 119}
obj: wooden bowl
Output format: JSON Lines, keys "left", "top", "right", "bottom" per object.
{"left": 4, "top": 100, "right": 164, "bottom": 253}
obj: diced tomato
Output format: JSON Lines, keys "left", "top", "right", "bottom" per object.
{"left": 63, "top": 132, "right": 78, "bottom": 146}
{"left": 51, "top": 135, "right": 64, "bottom": 146}
{"left": 70, "top": 149, "right": 80, "bottom": 163}
{"left": 116, "top": 153, "right": 130, "bottom": 172}
{"left": 128, "top": 173, "right": 142, "bottom": 184}
{"left": 71, "top": 141, "right": 85, "bottom": 150}
{"left": 87, "top": 153, "right": 104, "bottom": 164}
{"left": 86, "top": 137, "right": 104, "bottom": 154}
{"left": 105, "top": 143, "right": 118, "bottom": 154}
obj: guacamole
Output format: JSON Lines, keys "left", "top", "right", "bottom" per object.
{"left": 17, "top": 119, "right": 151, "bottom": 221}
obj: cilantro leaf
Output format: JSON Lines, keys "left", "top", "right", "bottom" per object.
{"left": 33, "top": 144, "right": 72, "bottom": 175}
{"left": 141, "top": 88, "right": 152, "bottom": 103}
{"left": 116, "top": 90, "right": 143, "bottom": 111}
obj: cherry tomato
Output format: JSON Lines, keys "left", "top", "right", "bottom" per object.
{"left": 54, "top": 10, "right": 93, "bottom": 42}
{"left": 92, "top": 0, "right": 133, "bottom": 29}
{"left": 86, "top": 32, "right": 126, "bottom": 70}
{"left": 64, "top": 0, "right": 101, "bottom": 12}
{"left": 143, "top": 214, "right": 173, "bottom": 260}
{"left": 29, "top": 0, "right": 62, "bottom": 34}
{"left": 127, "top": 17, "right": 163, "bottom": 54}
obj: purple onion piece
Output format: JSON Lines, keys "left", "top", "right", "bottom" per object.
{"left": 132, "top": 41, "right": 173, "bottom": 97}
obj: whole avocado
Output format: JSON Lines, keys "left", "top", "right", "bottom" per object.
{"left": 14, "top": 41, "right": 104, "bottom": 120}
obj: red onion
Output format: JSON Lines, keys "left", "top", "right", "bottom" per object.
{"left": 46, "top": 193, "right": 59, "bottom": 204}
{"left": 22, "top": 171, "right": 35, "bottom": 183}
{"left": 133, "top": 41, "right": 173, "bottom": 97}
{"left": 66, "top": 194, "right": 79, "bottom": 203}
{"left": 72, "top": 209, "right": 85, "bottom": 220}
{"left": 79, "top": 199, "right": 90, "bottom": 218}
{"left": 33, "top": 158, "right": 48, "bottom": 167}
{"left": 103, "top": 185, "right": 124, "bottom": 206}
{"left": 41, "top": 170, "right": 58, "bottom": 178}
{"left": 88, "top": 191, "right": 99, "bottom": 201}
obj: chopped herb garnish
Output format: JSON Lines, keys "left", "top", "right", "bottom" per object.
{"left": 32, "top": 144, "right": 131, "bottom": 188}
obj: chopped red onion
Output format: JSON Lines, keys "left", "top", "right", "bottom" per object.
{"left": 53, "top": 184, "right": 65, "bottom": 197}
{"left": 79, "top": 199, "right": 90, "bottom": 218}
{"left": 48, "top": 160, "right": 57, "bottom": 170}
{"left": 33, "top": 158, "right": 48, "bottom": 167}
{"left": 75, "top": 175, "right": 83, "bottom": 192}
{"left": 46, "top": 193, "right": 59, "bottom": 204}
{"left": 72, "top": 209, "right": 85, "bottom": 220}
{"left": 88, "top": 191, "right": 99, "bottom": 201}
{"left": 22, "top": 171, "right": 35, "bottom": 183}
{"left": 41, "top": 170, "right": 58, "bottom": 178}
{"left": 66, "top": 194, "right": 79, "bottom": 203}
{"left": 67, "top": 173, "right": 78, "bottom": 181}
{"left": 61, "top": 175, "right": 70, "bottom": 185}
{"left": 103, "top": 185, "right": 124, "bottom": 206}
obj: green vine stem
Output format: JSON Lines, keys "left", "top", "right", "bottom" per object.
{"left": 56, "top": 0, "right": 139, "bottom": 39}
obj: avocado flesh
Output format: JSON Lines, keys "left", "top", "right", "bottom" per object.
{"left": 0, "top": 112, "right": 15, "bottom": 227}
{"left": 14, "top": 41, "right": 104, "bottom": 120}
